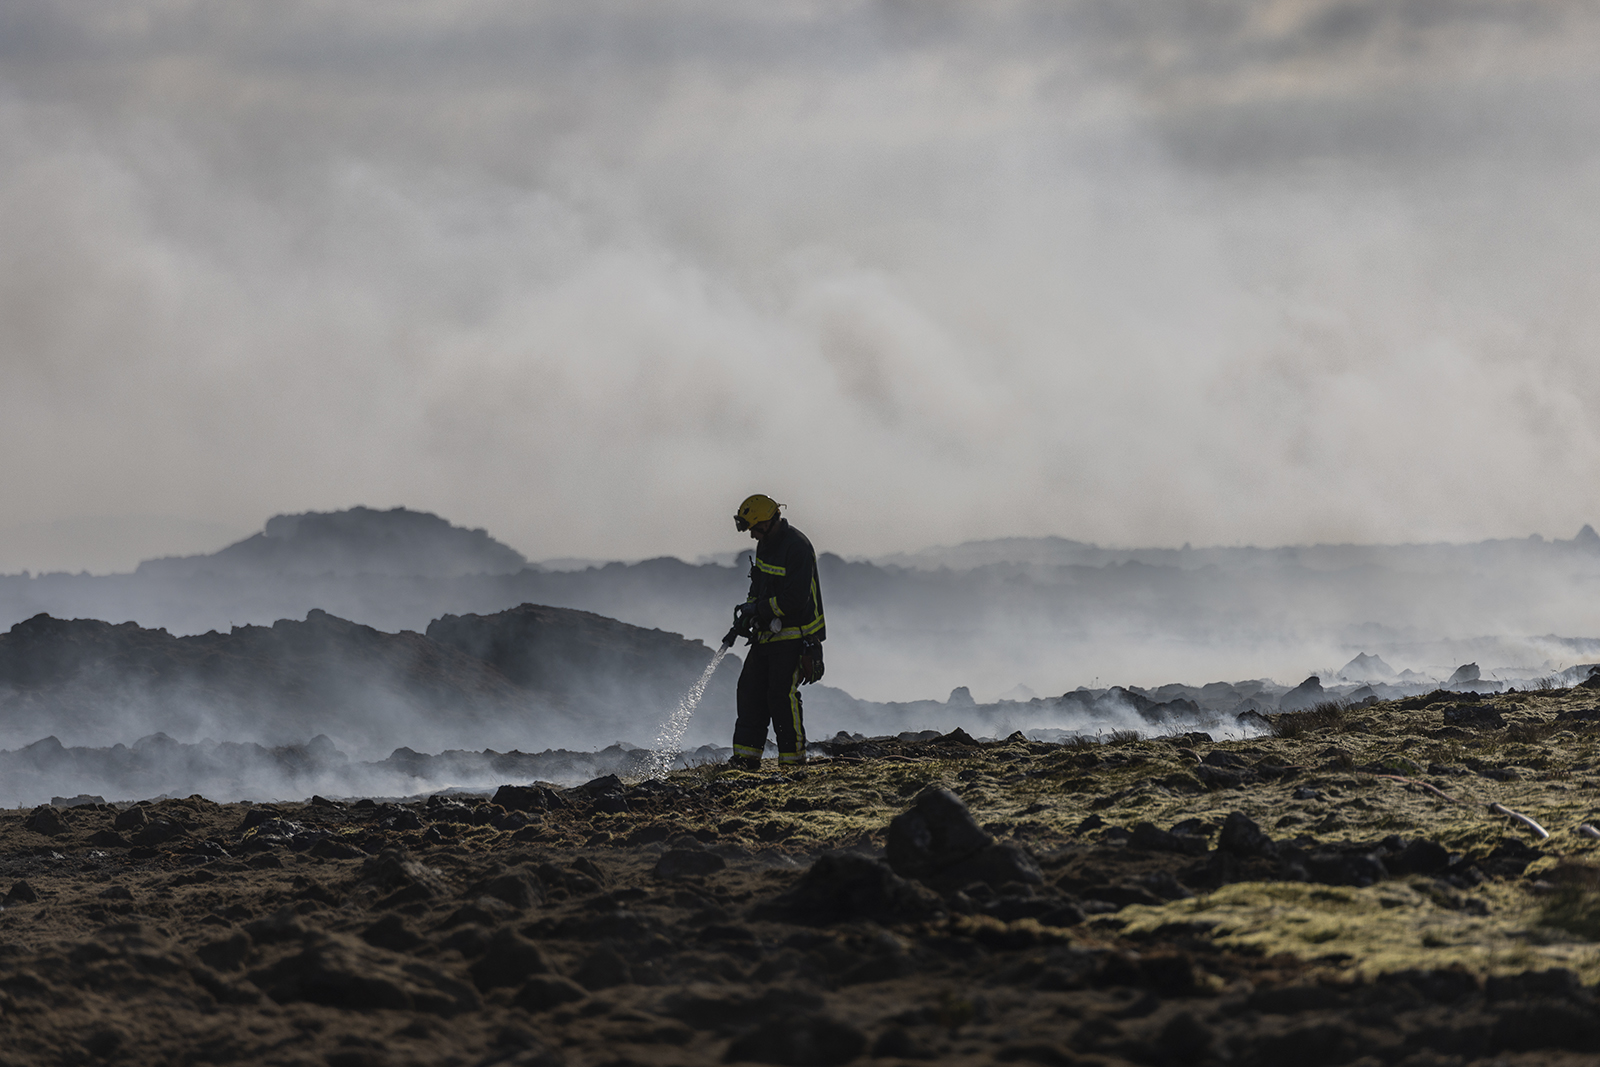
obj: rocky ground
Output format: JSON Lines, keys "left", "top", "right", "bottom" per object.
{"left": 7, "top": 688, "right": 1600, "bottom": 1065}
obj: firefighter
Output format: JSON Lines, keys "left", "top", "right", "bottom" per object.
{"left": 727, "top": 494, "right": 826, "bottom": 771}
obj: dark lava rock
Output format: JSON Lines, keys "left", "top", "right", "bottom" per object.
{"left": 244, "top": 906, "right": 309, "bottom": 944}
{"left": 131, "top": 817, "right": 185, "bottom": 846}
{"left": 754, "top": 852, "right": 944, "bottom": 926}
{"left": 723, "top": 1011, "right": 867, "bottom": 1066}
{"left": 1444, "top": 704, "right": 1506, "bottom": 729}
{"left": 930, "top": 842, "right": 1044, "bottom": 890}
{"left": 572, "top": 946, "right": 632, "bottom": 990}
{"left": 493, "top": 784, "right": 565, "bottom": 812}
{"left": 1129, "top": 822, "right": 1209, "bottom": 856}
{"left": 88, "top": 829, "right": 128, "bottom": 848}
{"left": 1388, "top": 838, "right": 1453, "bottom": 876}
{"left": 1306, "top": 850, "right": 1388, "bottom": 887}
{"left": 514, "top": 975, "right": 589, "bottom": 1013}
{"left": 236, "top": 808, "right": 276, "bottom": 833}
{"left": 937, "top": 727, "right": 981, "bottom": 747}
{"left": 308, "top": 838, "right": 363, "bottom": 860}
{"left": 360, "top": 914, "right": 425, "bottom": 954}
{"left": 382, "top": 808, "right": 424, "bottom": 831}
{"left": 467, "top": 933, "right": 550, "bottom": 991}
{"left": 23, "top": 805, "right": 69, "bottom": 837}
{"left": 196, "top": 932, "right": 252, "bottom": 972}
{"left": 360, "top": 848, "right": 447, "bottom": 895}
{"left": 438, "top": 925, "right": 493, "bottom": 959}
{"left": 479, "top": 872, "right": 541, "bottom": 909}
{"left": 1217, "top": 812, "right": 1277, "bottom": 859}
{"left": 5, "top": 880, "right": 39, "bottom": 905}
{"left": 250, "top": 934, "right": 480, "bottom": 1015}
{"left": 443, "top": 897, "right": 514, "bottom": 930}
{"left": 886, "top": 785, "right": 993, "bottom": 881}
{"left": 654, "top": 848, "right": 727, "bottom": 879}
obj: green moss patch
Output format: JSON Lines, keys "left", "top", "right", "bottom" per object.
{"left": 1112, "top": 879, "right": 1600, "bottom": 981}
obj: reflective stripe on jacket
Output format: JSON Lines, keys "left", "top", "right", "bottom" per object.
{"left": 745, "top": 518, "right": 826, "bottom": 644}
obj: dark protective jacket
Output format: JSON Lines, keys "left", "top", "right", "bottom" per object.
{"left": 745, "top": 518, "right": 826, "bottom": 644}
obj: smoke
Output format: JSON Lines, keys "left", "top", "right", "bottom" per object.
{"left": 4, "top": 1, "right": 1600, "bottom": 568}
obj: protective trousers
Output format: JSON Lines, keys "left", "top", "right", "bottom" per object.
{"left": 732, "top": 640, "right": 806, "bottom": 766}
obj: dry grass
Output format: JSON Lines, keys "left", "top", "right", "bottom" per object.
{"left": 1269, "top": 700, "right": 1352, "bottom": 739}
{"left": 1538, "top": 864, "right": 1600, "bottom": 941}
{"left": 1505, "top": 719, "right": 1565, "bottom": 745}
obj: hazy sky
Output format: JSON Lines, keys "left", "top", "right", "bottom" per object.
{"left": 6, "top": 0, "right": 1600, "bottom": 568}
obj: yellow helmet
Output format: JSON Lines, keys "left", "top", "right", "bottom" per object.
{"left": 734, "top": 494, "right": 782, "bottom": 531}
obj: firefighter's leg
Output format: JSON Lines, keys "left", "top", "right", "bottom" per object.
{"left": 764, "top": 641, "right": 807, "bottom": 766}
{"left": 731, "top": 646, "right": 770, "bottom": 764}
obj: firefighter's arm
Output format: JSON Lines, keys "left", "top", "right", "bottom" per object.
{"left": 771, "top": 546, "right": 812, "bottom": 621}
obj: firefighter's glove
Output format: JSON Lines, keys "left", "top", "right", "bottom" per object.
{"left": 729, "top": 602, "right": 759, "bottom": 641}
{"left": 799, "top": 641, "right": 825, "bottom": 685}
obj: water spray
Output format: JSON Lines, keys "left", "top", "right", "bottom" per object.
{"left": 639, "top": 610, "right": 755, "bottom": 780}
{"left": 639, "top": 643, "right": 733, "bottom": 780}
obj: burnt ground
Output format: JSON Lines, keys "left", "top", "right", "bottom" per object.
{"left": 8, "top": 690, "right": 1600, "bottom": 1065}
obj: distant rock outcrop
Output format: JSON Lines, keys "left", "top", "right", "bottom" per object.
{"left": 1447, "top": 663, "right": 1481, "bottom": 686}
{"left": 426, "top": 603, "right": 737, "bottom": 722}
{"left": 1336, "top": 653, "right": 1395, "bottom": 682}
{"left": 1278, "top": 675, "right": 1326, "bottom": 711}
{"left": 0, "top": 603, "right": 732, "bottom": 752}
{"left": 136, "top": 507, "right": 526, "bottom": 579}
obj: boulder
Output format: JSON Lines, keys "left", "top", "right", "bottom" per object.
{"left": 360, "top": 914, "right": 425, "bottom": 954}
{"left": 886, "top": 785, "right": 993, "bottom": 881}
{"left": 359, "top": 848, "right": 449, "bottom": 897}
{"left": 653, "top": 848, "right": 726, "bottom": 879}
{"left": 1217, "top": 812, "right": 1277, "bottom": 859}
{"left": 1129, "top": 823, "right": 1209, "bottom": 856}
{"left": 572, "top": 947, "right": 632, "bottom": 990}
{"left": 479, "top": 872, "right": 541, "bottom": 910}
{"left": 468, "top": 933, "right": 550, "bottom": 991}
{"left": 494, "top": 785, "right": 558, "bottom": 812}
{"left": 515, "top": 975, "right": 589, "bottom": 1013}
{"left": 1444, "top": 705, "right": 1505, "bottom": 729}
{"left": 754, "top": 852, "right": 944, "bottom": 926}
{"left": 1306, "top": 850, "right": 1389, "bottom": 887}
{"left": 929, "top": 843, "right": 1044, "bottom": 890}
{"left": 4, "top": 880, "right": 39, "bottom": 905}
{"left": 249, "top": 934, "right": 480, "bottom": 1015}
{"left": 23, "top": 806, "right": 70, "bottom": 837}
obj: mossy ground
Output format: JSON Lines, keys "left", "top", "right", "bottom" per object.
{"left": 642, "top": 686, "right": 1600, "bottom": 983}
{"left": 6, "top": 689, "right": 1600, "bottom": 1065}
